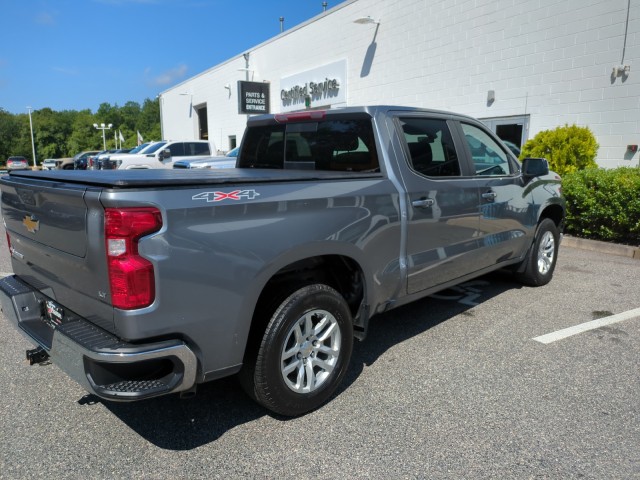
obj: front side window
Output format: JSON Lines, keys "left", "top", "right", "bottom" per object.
{"left": 168, "top": 143, "right": 185, "bottom": 156}
{"left": 399, "top": 117, "right": 461, "bottom": 177}
{"left": 461, "top": 123, "right": 512, "bottom": 176}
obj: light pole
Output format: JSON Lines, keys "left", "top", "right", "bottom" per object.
{"left": 26, "top": 107, "right": 36, "bottom": 168}
{"left": 93, "top": 123, "right": 113, "bottom": 150}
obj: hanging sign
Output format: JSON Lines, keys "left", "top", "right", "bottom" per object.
{"left": 238, "top": 81, "right": 270, "bottom": 114}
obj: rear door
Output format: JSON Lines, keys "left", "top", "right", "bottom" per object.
{"left": 392, "top": 113, "right": 483, "bottom": 294}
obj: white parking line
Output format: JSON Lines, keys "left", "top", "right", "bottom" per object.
{"left": 534, "top": 307, "right": 640, "bottom": 344}
{"left": 0, "top": 272, "right": 12, "bottom": 278}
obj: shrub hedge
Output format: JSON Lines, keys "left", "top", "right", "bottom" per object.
{"left": 562, "top": 167, "right": 640, "bottom": 246}
{"left": 521, "top": 124, "right": 598, "bottom": 176}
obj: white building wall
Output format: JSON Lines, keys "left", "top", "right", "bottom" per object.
{"left": 161, "top": 0, "right": 639, "bottom": 168}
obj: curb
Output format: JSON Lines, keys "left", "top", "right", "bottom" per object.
{"left": 562, "top": 236, "right": 640, "bottom": 261}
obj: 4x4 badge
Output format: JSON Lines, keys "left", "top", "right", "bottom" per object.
{"left": 192, "top": 190, "right": 260, "bottom": 203}
{"left": 23, "top": 215, "right": 39, "bottom": 234}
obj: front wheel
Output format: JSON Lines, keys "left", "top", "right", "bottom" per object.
{"left": 515, "top": 218, "right": 559, "bottom": 286}
{"left": 241, "top": 284, "right": 353, "bottom": 416}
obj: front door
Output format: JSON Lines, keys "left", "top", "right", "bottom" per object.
{"left": 457, "top": 122, "right": 534, "bottom": 266}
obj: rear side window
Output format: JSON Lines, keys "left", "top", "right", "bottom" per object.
{"left": 187, "top": 142, "right": 210, "bottom": 156}
{"left": 238, "top": 115, "right": 379, "bottom": 172}
{"left": 399, "top": 117, "right": 461, "bottom": 177}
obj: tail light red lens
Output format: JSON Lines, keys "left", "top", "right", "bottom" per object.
{"left": 105, "top": 207, "right": 162, "bottom": 310}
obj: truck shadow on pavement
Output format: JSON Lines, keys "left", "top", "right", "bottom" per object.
{"left": 96, "top": 271, "right": 520, "bottom": 450}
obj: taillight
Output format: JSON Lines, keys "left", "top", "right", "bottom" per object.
{"left": 105, "top": 207, "right": 162, "bottom": 310}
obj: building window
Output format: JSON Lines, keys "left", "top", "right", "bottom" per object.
{"left": 229, "top": 135, "right": 237, "bottom": 150}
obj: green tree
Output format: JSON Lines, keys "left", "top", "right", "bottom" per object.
{"left": 0, "top": 98, "right": 161, "bottom": 161}
{"left": 32, "top": 108, "right": 74, "bottom": 160}
{"left": 520, "top": 124, "right": 598, "bottom": 176}
{"left": 67, "top": 110, "right": 102, "bottom": 155}
{"left": 139, "top": 98, "right": 161, "bottom": 141}
{"left": 0, "top": 108, "right": 22, "bottom": 163}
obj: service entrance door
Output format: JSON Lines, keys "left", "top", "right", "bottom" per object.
{"left": 196, "top": 104, "right": 208, "bottom": 140}
{"left": 481, "top": 115, "right": 529, "bottom": 154}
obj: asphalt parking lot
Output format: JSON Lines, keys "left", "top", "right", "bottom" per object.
{"left": 0, "top": 236, "right": 638, "bottom": 479}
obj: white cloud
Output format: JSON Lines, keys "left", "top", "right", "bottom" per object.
{"left": 149, "top": 64, "right": 188, "bottom": 86}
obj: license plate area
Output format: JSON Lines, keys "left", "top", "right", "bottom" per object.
{"left": 44, "top": 299, "right": 65, "bottom": 329}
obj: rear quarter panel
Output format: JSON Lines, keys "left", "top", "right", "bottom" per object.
{"left": 100, "top": 177, "right": 402, "bottom": 378}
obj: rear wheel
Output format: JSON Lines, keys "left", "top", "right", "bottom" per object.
{"left": 240, "top": 284, "right": 353, "bottom": 416}
{"left": 516, "top": 218, "right": 559, "bottom": 286}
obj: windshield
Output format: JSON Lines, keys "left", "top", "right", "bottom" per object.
{"left": 128, "top": 143, "right": 150, "bottom": 154}
{"left": 226, "top": 146, "right": 239, "bottom": 157}
{"left": 143, "top": 142, "right": 167, "bottom": 154}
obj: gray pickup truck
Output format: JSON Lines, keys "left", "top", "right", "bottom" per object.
{"left": 0, "top": 106, "right": 565, "bottom": 416}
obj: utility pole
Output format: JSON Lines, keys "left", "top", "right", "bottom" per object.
{"left": 26, "top": 106, "right": 36, "bottom": 168}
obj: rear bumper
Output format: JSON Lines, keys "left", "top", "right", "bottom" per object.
{"left": 0, "top": 275, "right": 197, "bottom": 401}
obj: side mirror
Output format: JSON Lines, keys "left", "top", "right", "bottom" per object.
{"left": 521, "top": 157, "right": 549, "bottom": 178}
{"left": 159, "top": 149, "right": 171, "bottom": 161}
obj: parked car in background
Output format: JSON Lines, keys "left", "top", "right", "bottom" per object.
{"left": 42, "top": 159, "right": 62, "bottom": 170}
{"left": 93, "top": 148, "right": 133, "bottom": 169}
{"left": 6, "top": 156, "right": 29, "bottom": 171}
{"left": 173, "top": 146, "right": 239, "bottom": 169}
{"left": 86, "top": 150, "right": 114, "bottom": 170}
{"left": 100, "top": 140, "right": 214, "bottom": 169}
{"left": 72, "top": 151, "right": 101, "bottom": 170}
{"left": 98, "top": 142, "right": 161, "bottom": 169}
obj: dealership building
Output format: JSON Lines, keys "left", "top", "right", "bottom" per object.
{"left": 159, "top": 0, "right": 638, "bottom": 168}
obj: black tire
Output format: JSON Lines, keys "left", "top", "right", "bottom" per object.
{"left": 240, "top": 284, "right": 353, "bottom": 417}
{"left": 515, "top": 218, "right": 559, "bottom": 287}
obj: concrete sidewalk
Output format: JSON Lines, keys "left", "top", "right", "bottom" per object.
{"left": 562, "top": 235, "right": 640, "bottom": 260}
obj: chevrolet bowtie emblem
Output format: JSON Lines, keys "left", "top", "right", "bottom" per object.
{"left": 23, "top": 215, "right": 39, "bottom": 234}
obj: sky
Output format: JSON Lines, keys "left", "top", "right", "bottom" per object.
{"left": 0, "top": 0, "right": 336, "bottom": 114}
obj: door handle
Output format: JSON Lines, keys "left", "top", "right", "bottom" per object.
{"left": 412, "top": 198, "right": 435, "bottom": 208}
{"left": 481, "top": 191, "right": 497, "bottom": 201}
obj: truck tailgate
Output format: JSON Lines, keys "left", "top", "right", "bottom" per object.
{"left": 3, "top": 176, "right": 89, "bottom": 256}
{"left": 1, "top": 175, "right": 115, "bottom": 333}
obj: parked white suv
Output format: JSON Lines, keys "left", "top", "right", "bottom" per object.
{"left": 100, "top": 140, "right": 215, "bottom": 169}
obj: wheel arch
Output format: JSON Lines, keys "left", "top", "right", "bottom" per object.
{"left": 240, "top": 244, "right": 370, "bottom": 364}
{"left": 538, "top": 202, "right": 565, "bottom": 229}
